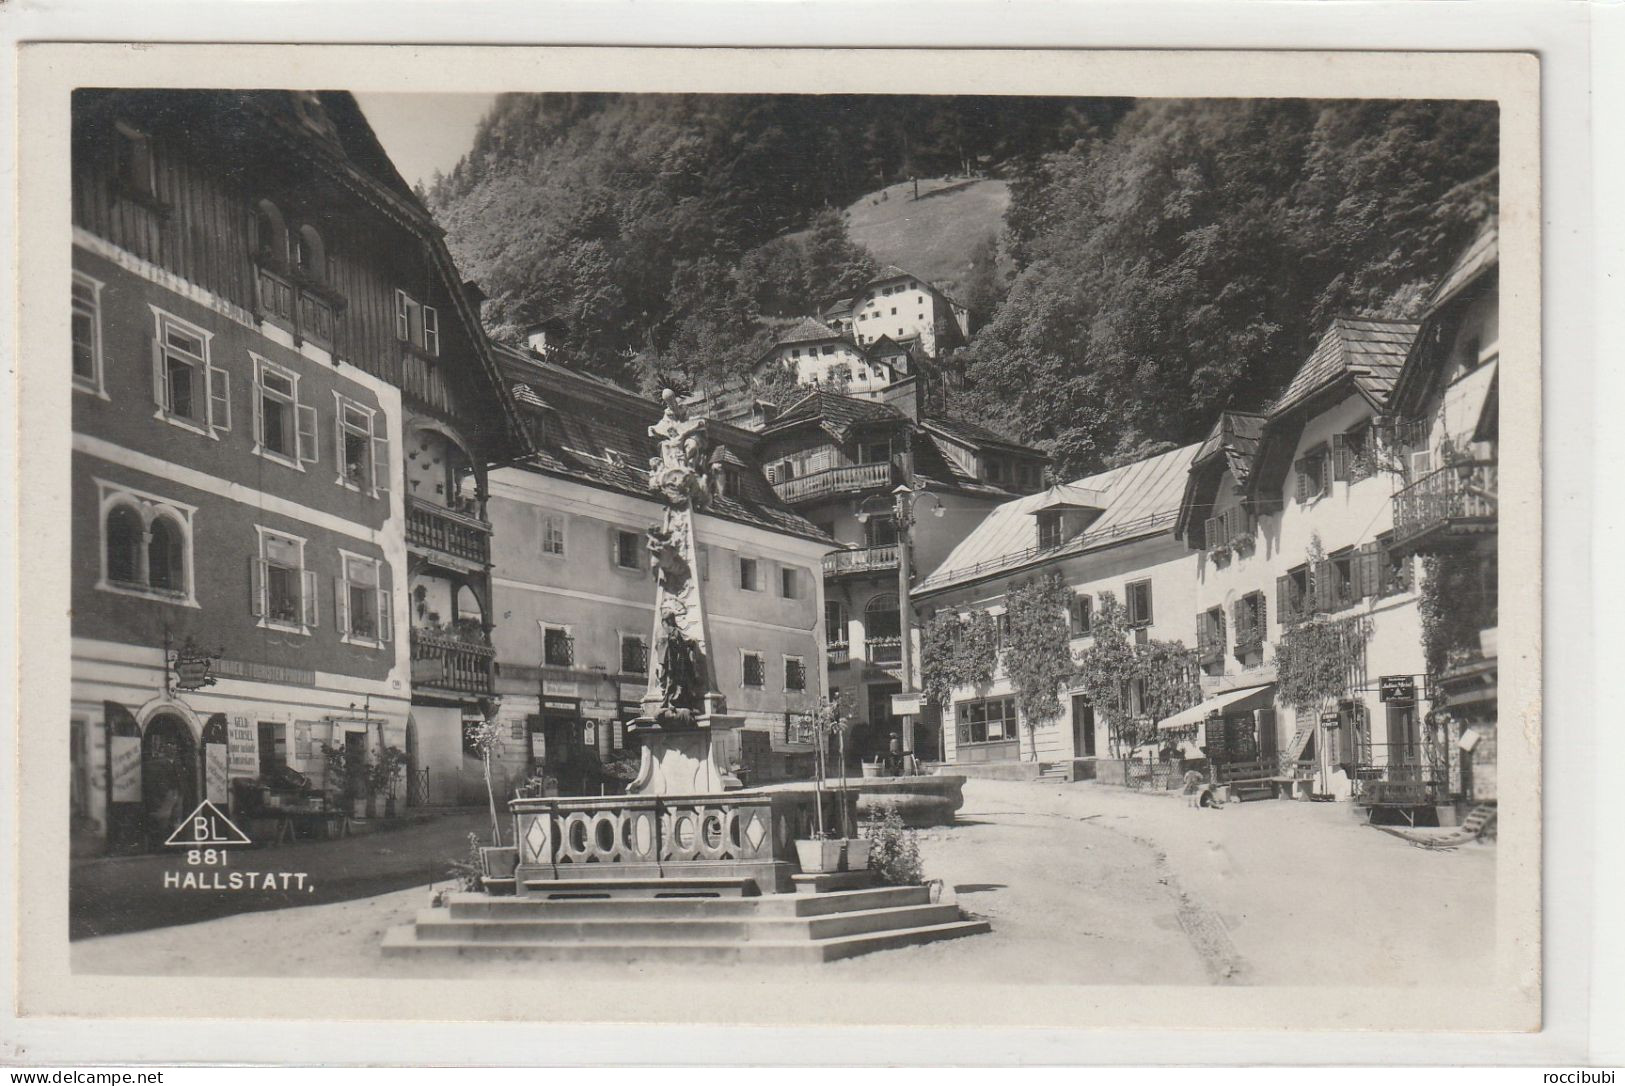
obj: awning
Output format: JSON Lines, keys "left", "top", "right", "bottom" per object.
{"left": 1158, "top": 684, "right": 1277, "bottom": 731}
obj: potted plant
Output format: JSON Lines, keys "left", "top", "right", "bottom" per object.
{"left": 794, "top": 696, "right": 869, "bottom": 873}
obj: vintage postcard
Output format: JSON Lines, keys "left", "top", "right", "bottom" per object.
{"left": 10, "top": 42, "right": 1540, "bottom": 1039}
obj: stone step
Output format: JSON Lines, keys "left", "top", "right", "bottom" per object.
{"left": 381, "top": 918, "right": 990, "bottom": 965}
{"left": 413, "top": 902, "right": 961, "bottom": 944}
{"left": 444, "top": 885, "right": 930, "bottom": 921}
{"left": 516, "top": 876, "right": 760, "bottom": 899}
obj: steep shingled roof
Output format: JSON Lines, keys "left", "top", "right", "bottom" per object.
{"left": 1269, "top": 317, "right": 1421, "bottom": 417}
{"left": 1426, "top": 222, "right": 1498, "bottom": 314}
{"left": 917, "top": 443, "right": 1200, "bottom": 595}
{"left": 775, "top": 316, "right": 847, "bottom": 346}
{"left": 762, "top": 389, "right": 910, "bottom": 438}
{"left": 1192, "top": 411, "right": 1266, "bottom": 485}
{"left": 923, "top": 415, "right": 1043, "bottom": 456}
{"left": 493, "top": 345, "right": 831, "bottom": 545}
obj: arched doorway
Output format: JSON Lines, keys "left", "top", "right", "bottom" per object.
{"left": 141, "top": 713, "right": 197, "bottom": 846}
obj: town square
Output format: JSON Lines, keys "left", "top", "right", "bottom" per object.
{"left": 53, "top": 80, "right": 1512, "bottom": 992}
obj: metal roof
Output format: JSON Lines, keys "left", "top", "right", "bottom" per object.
{"left": 917, "top": 443, "right": 1200, "bottom": 594}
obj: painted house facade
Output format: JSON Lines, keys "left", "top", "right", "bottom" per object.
{"left": 482, "top": 345, "right": 835, "bottom": 793}
{"left": 69, "top": 91, "right": 525, "bottom": 854}
{"left": 913, "top": 444, "right": 1199, "bottom": 769}
{"left": 754, "top": 385, "right": 1047, "bottom": 762}
{"left": 1385, "top": 223, "right": 1500, "bottom": 804}
{"left": 836, "top": 266, "right": 971, "bottom": 358}
{"left": 1174, "top": 317, "right": 1439, "bottom": 802}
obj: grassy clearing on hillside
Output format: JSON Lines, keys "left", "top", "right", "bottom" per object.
{"left": 792, "top": 177, "right": 1010, "bottom": 293}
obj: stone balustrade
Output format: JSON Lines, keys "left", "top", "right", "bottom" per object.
{"left": 510, "top": 787, "right": 857, "bottom": 894}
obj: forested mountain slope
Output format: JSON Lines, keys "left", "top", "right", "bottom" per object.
{"left": 965, "top": 98, "right": 1497, "bottom": 475}
{"left": 426, "top": 94, "right": 1495, "bottom": 477}
{"left": 425, "top": 93, "right": 1120, "bottom": 392}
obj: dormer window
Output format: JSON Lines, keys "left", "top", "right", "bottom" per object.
{"left": 1037, "top": 511, "right": 1064, "bottom": 549}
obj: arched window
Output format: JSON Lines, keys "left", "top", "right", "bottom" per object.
{"left": 295, "top": 224, "right": 325, "bottom": 281}
{"left": 253, "top": 200, "right": 286, "bottom": 264}
{"left": 864, "top": 592, "right": 901, "bottom": 640}
{"left": 824, "top": 600, "right": 849, "bottom": 648}
{"left": 863, "top": 593, "right": 902, "bottom": 666}
{"left": 146, "top": 515, "right": 184, "bottom": 593}
{"left": 105, "top": 504, "right": 143, "bottom": 585}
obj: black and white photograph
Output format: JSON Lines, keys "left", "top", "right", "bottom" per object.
{"left": 8, "top": 40, "right": 1552, "bottom": 1049}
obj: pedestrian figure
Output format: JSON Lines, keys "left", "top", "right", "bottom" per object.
{"left": 1182, "top": 768, "right": 1211, "bottom": 809}
{"left": 887, "top": 731, "right": 903, "bottom": 776}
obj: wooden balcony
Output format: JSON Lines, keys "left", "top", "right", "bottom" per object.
{"left": 410, "top": 627, "right": 496, "bottom": 697}
{"left": 865, "top": 635, "right": 903, "bottom": 666}
{"left": 826, "top": 642, "right": 850, "bottom": 666}
{"left": 407, "top": 496, "right": 492, "bottom": 570}
{"left": 1391, "top": 461, "right": 1497, "bottom": 555}
{"left": 822, "top": 543, "right": 899, "bottom": 578}
{"left": 771, "top": 461, "right": 893, "bottom": 504}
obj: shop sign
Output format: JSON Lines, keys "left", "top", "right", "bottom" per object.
{"left": 547, "top": 681, "right": 580, "bottom": 697}
{"left": 890, "top": 693, "right": 923, "bottom": 717}
{"left": 226, "top": 714, "right": 259, "bottom": 778}
{"left": 168, "top": 635, "right": 222, "bottom": 692}
{"left": 205, "top": 743, "right": 229, "bottom": 802}
{"left": 543, "top": 698, "right": 579, "bottom": 713}
{"left": 1380, "top": 675, "right": 1417, "bottom": 704}
{"left": 529, "top": 731, "right": 547, "bottom": 760}
{"left": 110, "top": 735, "right": 143, "bottom": 802}
{"left": 1320, "top": 710, "right": 1342, "bottom": 728}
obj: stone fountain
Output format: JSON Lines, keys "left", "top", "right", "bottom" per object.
{"left": 624, "top": 390, "right": 745, "bottom": 795}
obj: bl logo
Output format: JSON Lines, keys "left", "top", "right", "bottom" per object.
{"left": 163, "top": 800, "right": 252, "bottom": 847}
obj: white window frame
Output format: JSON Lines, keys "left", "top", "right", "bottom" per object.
{"left": 333, "top": 392, "right": 388, "bottom": 496}
{"left": 336, "top": 548, "right": 391, "bottom": 648}
{"left": 72, "top": 272, "right": 108, "bottom": 398}
{"left": 250, "top": 353, "right": 317, "bottom": 470}
{"left": 252, "top": 525, "right": 316, "bottom": 635}
{"left": 541, "top": 514, "right": 566, "bottom": 558}
{"left": 612, "top": 527, "right": 643, "bottom": 572}
{"left": 394, "top": 289, "right": 440, "bottom": 357}
{"left": 94, "top": 479, "right": 199, "bottom": 608}
{"left": 740, "top": 649, "right": 767, "bottom": 689}
{"left": 782, "top": 654, "right": 807, "bottom": 693}
{"left": 149, "top": 306, "right": 227, "bottom": 438}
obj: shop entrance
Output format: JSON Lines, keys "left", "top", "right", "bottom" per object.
{"left": 865, "top": 682, "right": 901, "bottom": 768}
{"left": 141, "top": 712, "right": 197, "bottom": 846}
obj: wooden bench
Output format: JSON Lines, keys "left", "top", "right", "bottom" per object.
{"left": 1214, "top": 760, "right": 1277, "bottom": 802}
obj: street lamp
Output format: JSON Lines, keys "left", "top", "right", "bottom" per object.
{"left": 855, "top": 482, "right": 943, "bottom": 768}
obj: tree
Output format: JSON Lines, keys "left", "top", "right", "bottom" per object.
{"left": 1003, "top": 574, "right": 1077, "bottom": 762}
